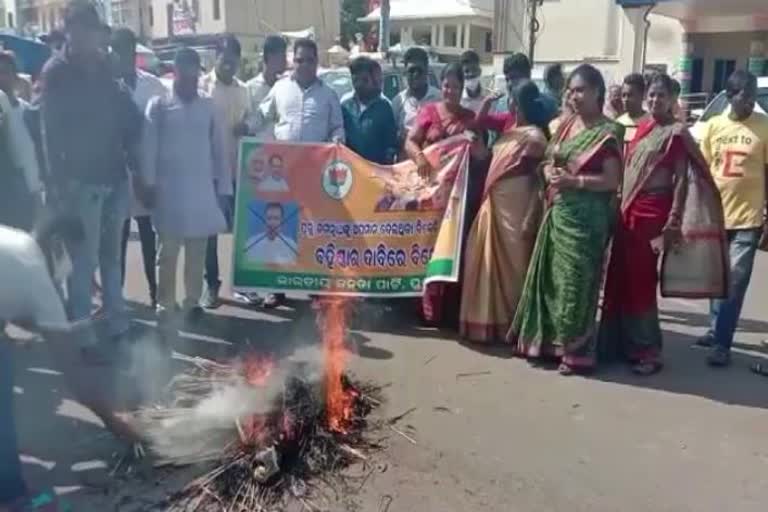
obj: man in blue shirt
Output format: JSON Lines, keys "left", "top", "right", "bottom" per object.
{"left": 341, "top": 57, "right": 398, "bottom": 165}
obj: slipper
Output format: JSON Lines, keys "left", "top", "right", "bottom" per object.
{"left": 8, "top": 491, "right": 71, "bottom": 512}
{"left": 750, "top": 362, "right": 768, "bottom": 377}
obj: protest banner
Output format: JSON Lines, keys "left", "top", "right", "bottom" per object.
{"left": 231, "top": 135, "right": 470, "bottom": 297}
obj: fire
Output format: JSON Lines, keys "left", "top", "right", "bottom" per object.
{"left": 321, "top": 298, "right": 356, "bottom": 433}
{"left": 243, "top": 354, "right": 275, "bottom": 387}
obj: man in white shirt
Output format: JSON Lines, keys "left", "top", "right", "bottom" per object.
{"left": 254, "top": 38, "right": 344, "bottom": 307}
{"left": 111, "top": 27, "right": 167, "bottom": 309}
{"left": 0, "top": 52, "right": 42, "bottom": 231}
{"left": 246, "top": 35, "right": 288, "bottom": 141}
{"left": 0, "top": 220, "right": 141, "bottom": 510}
{"left": 391, "top": 47, "right": 441, "bottom": 144}
{"left": 200, "top": 35, "right": 250, "bottom": 310}
{"left": 459, "top": 49, "right": 487, "bottom": 113}
{"left": 257, "top": 38, "right": 345, "bottom": 144}
{"left": 246, "top": 203, "right": 297, "bottom": 264}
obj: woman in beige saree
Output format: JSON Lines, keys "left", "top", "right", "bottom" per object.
{"left": 460, "top": 81, "right": 549, "bottom": 343}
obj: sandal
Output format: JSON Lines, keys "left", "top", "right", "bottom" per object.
{"left": 631, "top": 361, "right": 663, "bottom": 376}
{"left": 6, "top": 491, "right": 71, "bottom": 512}
{"left": 750, "top": 362, "right": 768, "bottom": 377}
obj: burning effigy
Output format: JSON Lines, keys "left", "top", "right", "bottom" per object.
{"left": 134, "top": 299, "right": 382, "bottom": 510}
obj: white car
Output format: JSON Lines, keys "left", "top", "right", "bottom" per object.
{"left": 689, "top": 76, "right": 768, "bottom": 142}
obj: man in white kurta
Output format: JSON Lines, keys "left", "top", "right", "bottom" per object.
{"left": 111, "top": 27, "right": 168, "bottom": 308}
{"left": 142, "top": 48, "right": 228, "bottom": 318}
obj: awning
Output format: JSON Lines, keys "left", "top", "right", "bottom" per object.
{"left": 360, "top": 0, "right": 492, "bottom": 22}
{"left": 281, "top": 27, "right": 316, "bottom": 40}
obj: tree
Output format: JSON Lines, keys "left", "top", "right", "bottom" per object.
{"left": 340, "top": 0, "right": 370, "bottom": 48}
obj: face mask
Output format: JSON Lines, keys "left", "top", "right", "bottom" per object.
{"left": 465, "top": 77, "right": 481, "bottom": 92}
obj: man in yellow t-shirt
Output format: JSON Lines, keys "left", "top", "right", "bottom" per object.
{"left": 616, "top": 73, "right": 651, "bottom": 148}
{"left": 697, "top": 70, "right": 768, "bottom": 367}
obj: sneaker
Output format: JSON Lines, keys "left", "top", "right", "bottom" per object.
{"left": 707, "top": 348, "right": 731, "bottom": 367}
{"left": 262, "top": 293, "right": 285, "bottom": 309}
{"left": 233, "top": 291, "right": 262, "bottom": 306}
{"left": 200, "top": 284, "right": 221, "bottom": 310}
{"left": 693, "top": 334, "right": 715, "bottom": 348}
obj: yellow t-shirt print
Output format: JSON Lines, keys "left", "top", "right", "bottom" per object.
{"left": 700, "top": 112, "right": 768, "bottom": 229}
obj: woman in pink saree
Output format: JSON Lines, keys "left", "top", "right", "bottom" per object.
{"left": 405, "top": 63, "right": 487, "bottom": 327}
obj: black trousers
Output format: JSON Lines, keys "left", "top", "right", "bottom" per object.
{"left": 121, "top": 215, "right": 157, "bottom": 302}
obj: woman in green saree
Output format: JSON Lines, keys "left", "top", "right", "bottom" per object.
{"left": 507, "top": 64, "right": 624, "bottom": 375}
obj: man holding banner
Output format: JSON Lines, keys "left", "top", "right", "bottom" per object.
{"left": 251, "top": 37, "right": 345, "bottom": 308}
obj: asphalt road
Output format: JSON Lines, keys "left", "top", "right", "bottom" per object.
{"left": 9, "top": 233, "right": 768, "bottom": 511}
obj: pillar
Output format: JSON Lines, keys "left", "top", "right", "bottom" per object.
{"left": 748, "top": 40, "right": 766, "bottom": 76}
{"left": 463, "top": 22, "right": 471, "bottom": 49}
{"left": 430, "top": 24, "right": 437, "bottom": 46}
{"left": 617, "top": 6, "right": 654, "bottom": 78}
{"left": 438, "top": 23, "right": 445, "bottom": 48}
{"left": 678, "top": 32, "right": 694, "bottom": 97}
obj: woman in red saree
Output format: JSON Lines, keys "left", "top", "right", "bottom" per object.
{"left": 405, "top": 63, "right": 487, "bottom": 327}
{"left": 600, "top": 73, "right": 728, "bottom": 375}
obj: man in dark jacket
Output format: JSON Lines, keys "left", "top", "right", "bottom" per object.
{"left": 40, "top": 1, "right": 142, "bottom": 354}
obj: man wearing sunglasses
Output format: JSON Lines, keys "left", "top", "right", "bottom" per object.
{"left": 391, "top": 47, "right": 441, "bottom": 147}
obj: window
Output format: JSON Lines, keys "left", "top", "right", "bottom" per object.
{"left": 213, "top": 0, "right": 220, "bottom": 20}
{"left": 444, "top": 25, "right": 458, "bottom": 48}
{"left": 7, "top": 13, "right": 13, "bottom": 28}
{"left": 149, "top": 6, "right": 154, "bottom": 26}
{"left": 712, "top": 59, "right": 736, "bottom": 94}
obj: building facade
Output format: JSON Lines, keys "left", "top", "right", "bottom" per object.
{"left": 360, "top": 0, "right": 494, "bottom": 61}
{"left": 498, "top": 0, "right": 767, "bottom": 94}
{"left": 149, "top": 0, "right": 340, "bottom": 57}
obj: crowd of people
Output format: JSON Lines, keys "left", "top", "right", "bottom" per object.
{"left": 1, "top": 0, "right": 768, "bottom": 508}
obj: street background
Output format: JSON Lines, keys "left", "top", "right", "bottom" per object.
{"left": 9, "top": 233, "right": 768, "bottom": 511}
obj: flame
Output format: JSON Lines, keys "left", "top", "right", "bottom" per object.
{"left": 243, "top": 354, "right": 275, "bottom": 387}
{"left": 321, "top": 298, "right": 356, "bottom": 433}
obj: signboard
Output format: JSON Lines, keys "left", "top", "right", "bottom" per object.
{"left": 231, "top": 136, "right": 470, "bottom": 297}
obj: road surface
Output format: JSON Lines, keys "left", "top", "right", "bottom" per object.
{"left": 9, "top": 234, "right": 768, "bottom": 511}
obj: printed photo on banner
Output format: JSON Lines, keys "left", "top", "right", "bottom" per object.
{"left": 371, "top": 159, "right": 457, "bottom": 213}
{"left": 247, "top": 145, "right": 290, "bottom": 194}
{"left": 244, "top": 200, "right": 300, "bottom": 265}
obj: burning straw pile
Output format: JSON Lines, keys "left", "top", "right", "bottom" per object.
{"left": 135, "top": 299, "right": 382, "bottom": 511}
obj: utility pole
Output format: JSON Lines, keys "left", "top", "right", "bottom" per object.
{"left": 528, "top": 0, "right": 541, "bottom": 63}
{"left": 378, "top": 0, "right": 390, "bottom": 52}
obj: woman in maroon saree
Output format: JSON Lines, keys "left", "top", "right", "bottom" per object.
{"left": 599, "top": 74, "right": 728, "bottom": 375}
{"left": 405, "top": 63, "right": 488, "bottom": 327}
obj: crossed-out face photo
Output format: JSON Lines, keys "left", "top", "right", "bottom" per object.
{"left": 244, "top": 200, "right": 299, "bottom": 265}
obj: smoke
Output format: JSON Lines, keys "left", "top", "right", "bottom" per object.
{"left": 134, "top": 345, "right": 325, "bottom": 466}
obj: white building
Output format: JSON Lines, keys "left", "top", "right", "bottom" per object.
{"left": 495, "top": 0, "right": 766, "bottom": 95}
{"left": 1, "top": 0, "right": 17, "bottom": 32}
{"left": 360, "top": 0, "right": 494, "bottom": 61}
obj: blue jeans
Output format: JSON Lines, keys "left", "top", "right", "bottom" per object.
{"left": 0, "top": 341, "right": 26, "bottom": 504}
{"left": 59, "top": 181, "right": 130, "bottom": 339}
{"left": 708, "top": 228, "right": 761, "bottom": 352}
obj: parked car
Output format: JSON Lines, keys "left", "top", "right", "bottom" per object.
{"left": 689, "top": 76, "right": 768, "bottom": 141}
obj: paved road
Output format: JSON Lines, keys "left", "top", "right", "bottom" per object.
{"left": 10, "top": 234, "right": 768, "bottom": 511}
